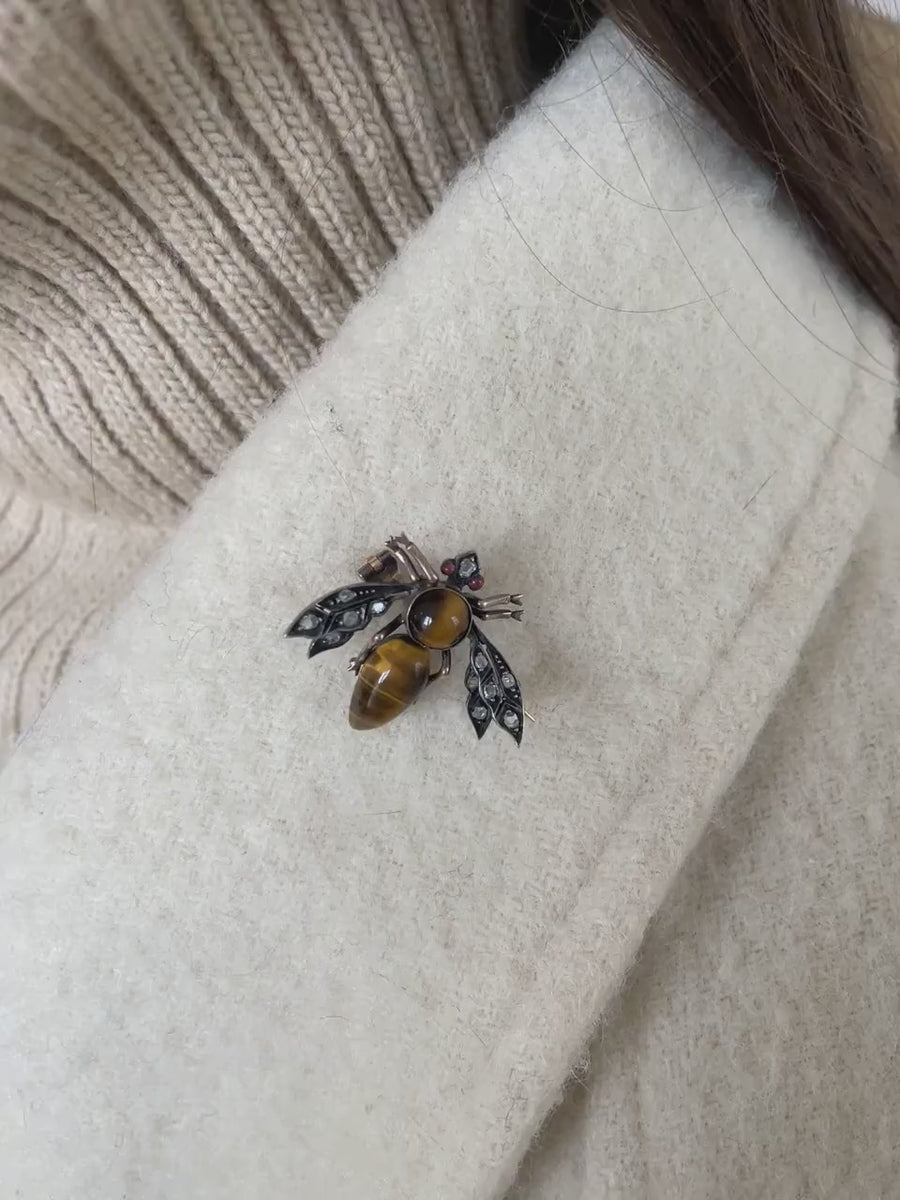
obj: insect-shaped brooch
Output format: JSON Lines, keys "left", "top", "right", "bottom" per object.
{"left": 286, "top": 535, "right": 525, "bottom": 743}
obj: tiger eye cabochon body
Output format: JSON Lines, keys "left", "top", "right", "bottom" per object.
{"left": 349, "top": 636, "right": 431, "bottom": 729}
{"left": 349, "top": 590, "right": 472, "bottom": 729}
{"left": 406, "top": 588, "right": 471, "bottom": 650}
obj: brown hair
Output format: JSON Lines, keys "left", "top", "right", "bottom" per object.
{"left": 528, "top": 1, "right": 900, "bottom": 333}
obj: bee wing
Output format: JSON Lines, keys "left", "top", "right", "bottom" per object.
{"left": 286, "top": 582, "right": 415, "bottom": 658}
{"left": 465, "top": 626, "right": 524, "bottom": 744}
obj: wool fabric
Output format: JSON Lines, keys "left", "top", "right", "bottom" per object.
{"left": 2, "top": 25, "right": 897, "bottom": 1198}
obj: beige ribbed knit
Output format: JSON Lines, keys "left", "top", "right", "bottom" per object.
{"left": 0, "top": 0, "right": 526, "bottom": 756}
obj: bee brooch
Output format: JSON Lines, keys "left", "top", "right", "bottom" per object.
{"left": 286, "top": 535, "right": 525, "bottom": 743}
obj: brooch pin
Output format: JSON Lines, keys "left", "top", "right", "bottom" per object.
{"left": 286, "top": 535, "right": 525, "bottom": 743}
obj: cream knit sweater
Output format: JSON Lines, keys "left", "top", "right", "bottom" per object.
{"left": 0, "top": 0, "right": 525, "bottom": 756}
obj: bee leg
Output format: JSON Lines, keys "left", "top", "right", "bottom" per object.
{"left": 473, "top": 593, "right": 523, "bottom": 609}
{"left": 357, "top": 536, "right": 438, "bottom": 585}
{"left": 348, "top": 614, "right": 403, "bottom": 674}
{"left": 386, "top": 536, "right": 439, "bottom": 584}
{"left": 472, "top": 594, "right": 524, "bottom": 621}
{"left": 429, "top": 649, "right": 452, "bottom": 682}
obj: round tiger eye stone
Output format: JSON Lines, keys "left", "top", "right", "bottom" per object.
{"left": 406, "top": 587, "right": 472, "bottom": 650}
{"left": 349, "top": 635, "right": 432, "bottom": 730}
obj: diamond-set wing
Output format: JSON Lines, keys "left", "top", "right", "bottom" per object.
{"left": 465, "top": 625, "right": 524, "bottom": 744}
{"left": 285, "top": 582, "right": 414, "bottom": 657}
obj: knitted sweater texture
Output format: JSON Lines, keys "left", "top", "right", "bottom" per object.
{"left": 0, "top": 0, "right": 525, "bottom": 755}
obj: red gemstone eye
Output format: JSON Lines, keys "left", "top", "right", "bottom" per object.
{"left": 469, "top": 576, "right": 485, "bottom": 591}
{"left": 440, "top": 560, "right": 455, "bottom": 575}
